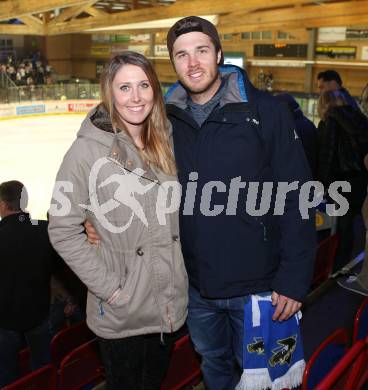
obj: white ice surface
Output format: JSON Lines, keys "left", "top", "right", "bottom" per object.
{"left": 0, "top": 114, "right": 85, "bottom": 220}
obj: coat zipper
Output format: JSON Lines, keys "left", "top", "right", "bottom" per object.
{"left": 259, "top": 221, "right": 267, "bottom": 241}
{"left": 166, "top": 306, "right": 173, "bottom": 333}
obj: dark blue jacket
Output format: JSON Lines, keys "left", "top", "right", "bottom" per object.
{"left": 293, "top": 110, "right": 318, "bottom": 179}
{"left": 166, "top": 66, "right": 316, "bottom": 301}
{"left": 275, "top": 93, "right": 318, "bottom": 178}
{"left": 0, "top": 213, "right": 53, "bottom": 331}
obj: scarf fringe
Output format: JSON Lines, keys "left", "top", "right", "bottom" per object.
{"left": 235, "top": 368, "right": 271, "bottom": 390}
{"left": 271, "top": 359, "right": 305, "bottom": 390}
{"left": 235, "top": 359, "right": 306, "bottom": 390}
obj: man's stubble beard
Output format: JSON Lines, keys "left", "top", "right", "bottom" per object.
{"left": 179, "top": 71, "right": 220, "bottom": 97}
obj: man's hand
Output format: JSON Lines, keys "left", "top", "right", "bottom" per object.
{"left": 84, "top": 220, "right": 100, "bottom": 245}
{"left": 64, "top": 302, "right": 77, "bottom": 317}
{"left": 271, "top": 291, "right": 302, "bottom": 322}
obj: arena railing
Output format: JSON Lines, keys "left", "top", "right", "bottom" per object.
{"left": 0, "top": 82, "right": 321, "bottom": 123}
{"left": 0, "top": 83, "right": 101, "bottom": 104}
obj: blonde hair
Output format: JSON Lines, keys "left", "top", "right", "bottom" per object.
{"left": 100, "top": 52, "right": 176, "bottom": 175}
{"left": 317, "top": 90, "right": 347, "bottom": 121}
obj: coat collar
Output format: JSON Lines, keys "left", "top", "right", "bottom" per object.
{"left": 165, "top": 65, "right": 251, "bottom": 110}
{"left": 0, "top": 212, "right": 30, "bottom": 226}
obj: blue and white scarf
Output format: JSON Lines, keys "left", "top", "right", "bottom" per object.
{"left": 236, "top": 294, "right": 305, "bottom": 390}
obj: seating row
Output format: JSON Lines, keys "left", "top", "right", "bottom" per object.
{"left": 5, "top": 321, "right": 202, "bottom": 390}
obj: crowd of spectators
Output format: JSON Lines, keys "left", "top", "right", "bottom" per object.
{"left": 0, "top": 52, "right": 53, "bottom": 86}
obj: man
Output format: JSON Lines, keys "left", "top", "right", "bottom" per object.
{"left": 0, "top": 181, "right": 53, "bottom": 387}
{"left": 165, "top": 17, "right": 315, "bottom": 389}
{"left": 86, "top": 17, "right": 316, "bottom": 389}
{"left": 317, "top": 69, "right": 360, "bottom": 110}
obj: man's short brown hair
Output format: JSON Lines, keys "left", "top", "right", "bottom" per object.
{"left": 0, "top": 180, "right": 28, "bottom": 211}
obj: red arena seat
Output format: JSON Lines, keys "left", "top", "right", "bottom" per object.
{"left": 58, "top": 338, "right": 104, "bottom": 390}
{"left": 17, "top": 348, "right": 31, "bottom": 377}
{"left": 161, "top": 334, "right": 202, "bottom": 390}
{"left": 312, "top": 234, "right": 339, "bottom": 287}
{"left": 2, "top": 364, "right": 56, "bottom": 390}
{"left": 51, "top": 321, "right": 95, "bottom": 367}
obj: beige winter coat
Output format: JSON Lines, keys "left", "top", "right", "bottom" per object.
{"left": 48, "top": 107, "right": 188, "bottom": 339}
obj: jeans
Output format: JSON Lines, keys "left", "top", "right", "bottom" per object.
{"left": 98, "top": 331, "right": 177, "bottom": 390}
{"left": 0, "top": 317, "right": 51, "bottom": 387}
{"left": 187, "top": 285, "right": 248, "bottom": 390}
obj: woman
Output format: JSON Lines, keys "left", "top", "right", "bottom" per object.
{"left": 317, "top": 90, "right": 368, "bottom": 272}
{"left": 48, "top": 52, "right": 188, "bottom": 390}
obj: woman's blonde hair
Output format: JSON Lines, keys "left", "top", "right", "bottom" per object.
{"left": 100, "top": 52, "right": 176, "bottom": 175}
{"left": 317, "top": 90, "right": 347, "bottom": 121}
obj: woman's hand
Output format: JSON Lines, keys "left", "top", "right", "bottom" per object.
{"left": 84, "top": 220, "right": 101, "bottom": 245}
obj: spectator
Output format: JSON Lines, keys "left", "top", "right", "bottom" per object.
{"left": 0, "top": 57, "right": 50, "bottom": 87}
{"left": 165, "top": 18, "right": 315, "bottom": 388}
{"left": 317, "top": 70, "right": 360, "bottom": 111}
{"left": 48, "top": 52, "right": 188, "bottom": 390}
{"left": 0, "top": 181, "right": 53, "bottom": 387}
{"left": 317, "top": 91, "right": 368, "bottom": 272}
{"left": 276, "top": 93, "right": 318, "bottom": 177}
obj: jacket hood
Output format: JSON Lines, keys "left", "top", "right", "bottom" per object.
{"left": 77, "top": 104, "right": 122, "bottom": 148}
{"left": 165, "top": 65, "right": 250, "bottom": 110}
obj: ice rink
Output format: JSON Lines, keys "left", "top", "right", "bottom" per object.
{"left": 0, "top": 114, "right": 85, "bottom": 220}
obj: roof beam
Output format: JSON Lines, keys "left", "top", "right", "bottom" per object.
{"left": 19, "top": 15, "right": 46, "bottom": 34}
{"left": 0, "top": 0, "right": 96, "bottom": 21}
{"left": 21, "top": 15, "right": 44, "bottom": 26}
{"left": 46, "top": 0, "right": 313, "bottom": 35}
{"left": 219, "top": 0, "right": 368, "bottom": 27}
{"left": 0, "top": 23, "right": 44, "bottom": 35}
{"left": 51, "top": 0, "right": 97, "bottom": 23}
{"left": 218, "top": 14, "right": 368, "bottom": 34}
{"left": 84, "top": 6, "right": 107, "bottom": 17}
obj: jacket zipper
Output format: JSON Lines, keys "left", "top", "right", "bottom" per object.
{"left": 166, "top": 306, "right": 173, "bottom": 333}
{"left": 259, "top": 221, "right": 267, "bottom": 241}
{"left": 99, "top": 299, "right": 105, "bottom": 316}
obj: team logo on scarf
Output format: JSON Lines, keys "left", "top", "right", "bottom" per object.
{"left": 247, "top": 337, "right": 265, "bottom": 355}
{"left": 269, "top": 335, "right": 297, "bottom": 367}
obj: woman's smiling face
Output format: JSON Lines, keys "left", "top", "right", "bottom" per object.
{"left": 112, "top": 63, "right": 154, "bottom": 133}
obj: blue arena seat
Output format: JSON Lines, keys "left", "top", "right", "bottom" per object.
{"left": 315, "top": 337, "right": 368, "bottom": 390}
{"left": 302, "top": 328, "right": 349, "bottom": 390}
{"left": 353, "top": 298, "right": 368, "bottom": 343}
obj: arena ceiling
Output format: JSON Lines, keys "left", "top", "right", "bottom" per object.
{"left": 0, "top": 0, "right": 368, "bottom": 35}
